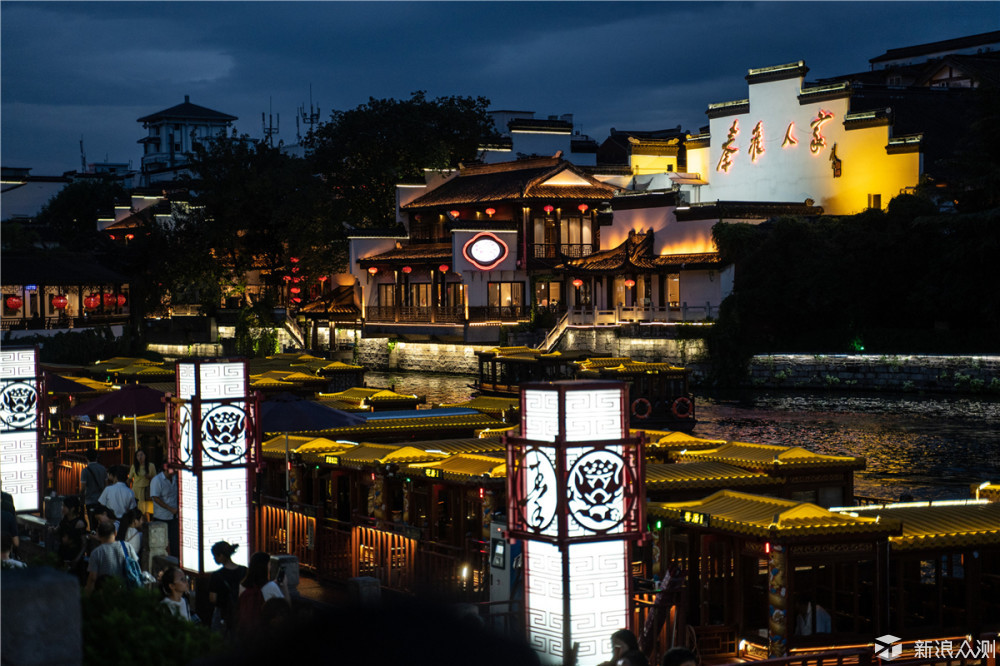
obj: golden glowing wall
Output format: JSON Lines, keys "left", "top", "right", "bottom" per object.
{"left": 605, "top": 207, "right": 717, "bottom": 256}
{"left": 630, "top": 153, "right": 679, "bottom": 175}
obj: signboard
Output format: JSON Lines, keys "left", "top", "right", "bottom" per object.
{"left": 462, "top": 232, "right": 510, "bottom": 271}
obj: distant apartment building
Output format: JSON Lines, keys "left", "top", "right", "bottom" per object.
{"left": 137, "top": 95, "right": 237, "bottom": 187}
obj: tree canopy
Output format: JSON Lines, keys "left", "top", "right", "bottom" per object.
{"left": 708, "top": 193, "right": 1000, "bottom": 382}
{"left": 32, "top": 178, "right": 126, "bottom": 250}
{"left": 305, "top": 91, "right": 499, "bottom": 228}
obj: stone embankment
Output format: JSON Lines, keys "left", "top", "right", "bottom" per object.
{"left": 747, "top": 354, "right": 1000, "bottom": 394}
{"left": 356, "top": 335, "right": 1000, "bottom": 395}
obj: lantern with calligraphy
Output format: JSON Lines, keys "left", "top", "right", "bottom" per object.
{"left": 52, "top": 295, "right": 69, "bottom": 310}
{"left": 0, "top": 346, "right": 42, "bottom": 512}
{"left": 167, "top": 360, "right": 260, "bottom": 574}
{"left": 5, "top": 295, "right": 23, "bottom": 310}
{"left": 506, "top": 381, "right": 645, "bottom": 666}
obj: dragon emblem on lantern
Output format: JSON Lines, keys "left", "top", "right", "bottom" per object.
{"left": 568, "top": 449, "right": 626, "bottom": 532}
{"left": 0, "top": 382, "right": 38, "bottom": 430}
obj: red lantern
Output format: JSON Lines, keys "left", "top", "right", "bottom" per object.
{"left": 438, "top": 265, "right": 449, "bottom": 273}
{"left": 125, "top": 234, "right": 134, "bottom": 240}
{"left": 572, "top": 279, "right": 583, "bottom": 288}
{"left": 368, "top": 267, "right": 378, "bottom": 275}
{"left": 578, "top": 203, "right": 589, "bottom": 213}
{"left": 291, "top": 297, "right": 301, "bottom": 304}
{"left": 103, "top": 293, "right": 114, "bottom": 307}
{"left": 5, "top": 295, "right": 23, "bottom": 310}
{"left": 116, "top": 294, "right": 127, "bottom": 307}
{"left": 543, "top": 205, "right": 554, "bottom": 214}
{"left": 318, "top": 276, "right": 328, "bottom": 283}
{"left": 52, "top": 295, "right": 69, "bottom": 310}
{"left": 108, "top": 234, "right": 116, "bottom": 240}
{"left": 283, "top": 275, "right": 292, "bottom": 282}
{"left": 402, "top": 266, "right": 412, "bottom": 274}
{"left": 290, "top": 287, "right": 301, "bottom": 294}
{"left": 292, "top": 267, "right": 300, "bottom": 273}
{"left": 290, "top": 257, "right": 300, "bottom": 263}
{"left": 485, "top": 208, "right": 496, "bottom": 217}
{"left": 292, "top": 277, "right": 301, "bottom": 283}
{"left": 449, "top": 210, "right": 460, "bottom": 219}
{"left": 84, "top": 295, "right": 100, "bottom": 310}
{"left": 624, "top": 279, "right": 636, "bottom": 288}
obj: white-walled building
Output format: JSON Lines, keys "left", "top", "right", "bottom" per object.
{"left": 136, "top": 95, "right": 237, "bottom": 187}
{"left": 482, "top": 110, "right": 599, "bottom": 166}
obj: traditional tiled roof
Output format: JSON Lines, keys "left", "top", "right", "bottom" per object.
{"left": 298, "top": 285, "right": 360, "bottom": 317}
{"left": 437, "top": 396, "right": 520, "bottom": 419}
{"left": 746, "top": 61, "right": 809, "bottom": 84}
{"left": 282, "top": 412, "right": 502, "bottom": 440}
{"left": 508, "top": 118, "right": 572, "bottom": 133}
{"left": 649, "top": 490, "right": 896, "bottom": 539}
{"left": 869, "top": 31, "right": 1000, "bottom": 65}
{"left": 631, "top": 430, "right": 727, "bottom": 450}
{"left": 337, "top": 443, "right": 447, "bottom": 466}
{"left": 645, "top": 462, "right": 773, "bottom": 489}
{"left": 402, "top": 158, "right": 619, "bottom": 209}
{"left": 706, "top": 99, "right": 750, "bottom": 119}
{"left": 406, "top": 453, "right": 507, "bottom": 481}
{"left": 836, "top": 501, "right": 1000, "bottom": 551}
{"left": 913, "top": 53, "right": 1000, "bottom": 88}
{"left": 262, "top": 435, "right": 356, "bottom": 461}
{"left": 562, "top": 230, "right": 653, "bottom": 273}
{"left": 137, "top": 98, "right": 237, "bottom": 123}
{"left": 358, "top": 243, "right": 452, "bottom": 265}
{"left": 1, "top": 253, "right": 129, "bottom": 286}
{"left": 673, "top": 442, "right": 866, "bottom": 471}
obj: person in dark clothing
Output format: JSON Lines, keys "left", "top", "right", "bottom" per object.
{"left": 209, "top": 541, "right": 247, "bottom": 637}
{"left": 80, "top": 450, "right": 107, "bottom": 527}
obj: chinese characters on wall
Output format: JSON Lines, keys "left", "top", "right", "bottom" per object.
{"left": 716, "top": 110, "right": 835, "bottom": 173}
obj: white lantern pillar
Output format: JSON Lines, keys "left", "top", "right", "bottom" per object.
{"left": 0, "top": 346, "right": 42, "bottom": 512}
{"left": 167, "top": 360, "right": 261, "bottom": 572}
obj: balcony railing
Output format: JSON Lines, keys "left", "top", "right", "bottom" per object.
{"left": 530, "top": 243, "right": 595, "bottom": 259}
{"left": 468, "top": 305, "right": 529, "bottom": 322}
{"left": 568, "top": 303, "right": 718, "bottom": 325}
{"left": 365, "top": 306, "right": 464, "bottom": 323}
{"left": 1, "top": 313, "right": 130, "bottom": 331}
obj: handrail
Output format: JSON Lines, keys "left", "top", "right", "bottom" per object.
{"left": 283, "top": 316, "right": 306, "bottom": 349}
{"left": 537, "top": 311, "right": 569, "bottom": 352}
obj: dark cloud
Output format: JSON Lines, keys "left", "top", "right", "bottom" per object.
{"left": 2, "top": 1, "right": 997, "bottom": 174}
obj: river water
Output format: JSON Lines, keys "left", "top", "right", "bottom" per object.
{"left": 364, "top": 370, "right": 1000, "bottom": 502}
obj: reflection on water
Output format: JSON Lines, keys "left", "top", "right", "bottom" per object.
{"left": 362, "top": 371, "right": 1000, "bottom": 502}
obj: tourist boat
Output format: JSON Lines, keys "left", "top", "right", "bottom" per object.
{"left": 474, "top": 346, "right": 697, "bottom": 431}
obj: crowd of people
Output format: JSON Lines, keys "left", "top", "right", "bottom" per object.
{"left": 2, "top": 446, "right": 294, "bottom": 646}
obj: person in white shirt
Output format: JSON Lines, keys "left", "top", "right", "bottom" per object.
{"left": 150, "top": 466, "right": 179, "bottom": 556}
{"left": 98, "top": 466, "right": 137, "bottom": 519}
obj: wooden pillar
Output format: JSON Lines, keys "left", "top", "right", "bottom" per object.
{"left": 430, "top": 269, "right": 437, "bottom": 324}
{"left": 767, "top": 543, "right": 789, "bottom": 658}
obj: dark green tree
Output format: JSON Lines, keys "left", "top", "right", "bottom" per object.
{"left": 163, "top": 133, "right": 339, "bottom": 313}
{"left": 305, "top": 91, "right": 499, "bottom": 228}
{"left": 32, "top": 178, "right": 127, "bottom": 250}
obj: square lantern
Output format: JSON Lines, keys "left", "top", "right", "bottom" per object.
{"left": 0, "top": 346, "right": 42, "bottom": 513}
{"left": 505, "top": 381, "right": 646, "bottom": 666}
{"left": 166, "top": 360, "right": 261, "bottom": 573}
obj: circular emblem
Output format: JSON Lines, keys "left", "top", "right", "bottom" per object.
{"left": 568, "top": 449, "right": 626, "bottom": 533}
{"left": 0, "top": 381, "right": 38, "bottom": 429}
{"left": 521, "top": 447, "right": 557, "bottom": 532}
{"left": 201, "top": 405, "right": 247, "bottom": 463}
{"left": 462, "top": 232, "right": 509, "bottom": 271}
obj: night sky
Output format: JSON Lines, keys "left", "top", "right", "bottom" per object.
{"left": 2, "top": 1, "right": 997, "bottom": 175}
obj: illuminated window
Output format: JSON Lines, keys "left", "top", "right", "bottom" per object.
{"left": 378, "top": 284, "right": 395, "bottom": 307}
{"left": 487, "top": 282, "right": 523, "bottom": 308}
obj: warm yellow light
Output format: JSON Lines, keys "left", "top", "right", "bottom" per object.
{"left": 748, "top": 121, "right": 765, "bottom": 162}
{"left": 716, "top": 119, "right": 739, "bottom": 173}
{"left": 809, "top": 110, "right": 834, "bottom": 154}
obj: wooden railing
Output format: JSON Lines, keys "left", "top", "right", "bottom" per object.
{"left": 254, "top": 501, "right": 318, "bottom": 570}
{"left": 55, "top": 456, "right": 87, "bottom": 497}
{"left": 365, "top": 305, "right": 464, "bottom": 324}
{"left": 1, "top": 313, "right": 130, "bottom": 332}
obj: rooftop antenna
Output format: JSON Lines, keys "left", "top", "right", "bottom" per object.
{"left": 262, "top": 97, "right": 280, "bottom": 147}
{"left": 296, "top": 84, "right": 321, "bottom": 142}
{"left": 79, "top": 137, "right": 87, "bottom": 173}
